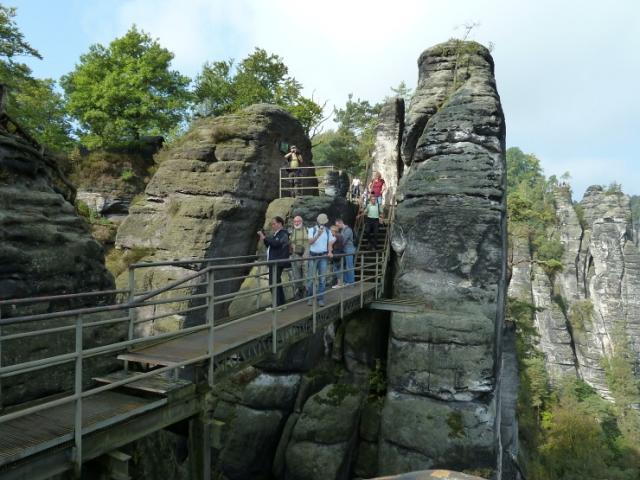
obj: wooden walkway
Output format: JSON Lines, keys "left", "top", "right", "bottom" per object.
{"left": 120, "top": 282, "right": 377, "bottom": 366}
{"left": 0, "top": 282, "right": 377, "bottom": 479}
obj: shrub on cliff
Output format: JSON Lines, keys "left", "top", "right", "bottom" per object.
{"left": 194, "top": 48, "right": 324, "bottom": 137}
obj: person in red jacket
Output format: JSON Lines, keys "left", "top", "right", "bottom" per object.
{"left": 369, "top": 171, "right": 386, "bottom": 207}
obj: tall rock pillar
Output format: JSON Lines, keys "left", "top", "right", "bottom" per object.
{"left": 371, "top": 97, "right": 404, "bottom": 204}
{"left": 380, "top": 41, "right": 507, "bottom": 474}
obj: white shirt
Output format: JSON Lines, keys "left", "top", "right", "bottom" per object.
{"left": 308, "top": 226, "right": 335, "bottom": 254}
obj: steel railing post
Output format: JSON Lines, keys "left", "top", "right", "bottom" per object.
{"left": 124, "top": 267, "right": 136, "bottom": 373}
{"left": 73, "top": 313, "right": 83, "bottom": 477}
{"left": 375, "top": 251, "right": 380, "bottom": 299}
{"left": 279, "top": 169, "right": 282, "bottom": 198}
{"left": 206, "top": 269, "right": 215, "bottom": 388}
{"left": 339, "top": 256, "right": 344, "bottom": 319}
{"left": 312, "top": 265, "right": 317, "bottom": 334}
{"left": 271, "top": 263, "right": 277, "bottom": 353}
{"left": 360, "top": 253, "right": 365, "bottom": 308}
{"left": 0, "top": 307, "right": 3, "bottom": 411}
{"left": 256, "top": 264, "right": 262, "bottom": 311}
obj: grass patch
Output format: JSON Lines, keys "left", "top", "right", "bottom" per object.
{"left": 446, "top": 412, "right": 466, "bottom": 438}
{"left": 105, "top": 246, "right": 154, "bottom": 278}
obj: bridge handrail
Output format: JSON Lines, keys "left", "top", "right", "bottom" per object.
{"left": 0, "top": 248, "right": 385, "bottom": 476}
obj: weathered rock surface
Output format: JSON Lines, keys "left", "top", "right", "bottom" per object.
{"left": 284, "top": 383, "right": 363, "bottom": 480}
{"left": 0, "top": 130, "right": 119, "bottom": 406}
{"left": 381, "top": 40, "right": 506, "bottom": 473}
{"left": 510, "top": 185, "right": 640, "bottom": 399}
{"left": 530, "top": 264, "right": 577, "bottom": 379}
{"left": 372, "top": 97, "right": 404, "bottom": 203}
{"left": 115, "top": 104, "right": 312, "bottom": 326}
{"left": 0, "top": 134, "right": 113, "bottom": 300}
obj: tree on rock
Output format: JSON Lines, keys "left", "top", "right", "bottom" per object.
{"left": 194, "top": 48, "right": 324, "bottom": 137}
{"left": 61, "top": 26, "right": 191, "bottom": 148}
{"left": 0, "top": 5, "right": 72, "bottom": 151}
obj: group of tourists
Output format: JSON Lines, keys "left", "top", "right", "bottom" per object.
{"left": 257, "top": 213, "right": 357, "bottom": 309}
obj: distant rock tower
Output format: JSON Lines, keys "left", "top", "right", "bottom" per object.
{"left": 380, "top": 40, "right": 507, "bottom": 474}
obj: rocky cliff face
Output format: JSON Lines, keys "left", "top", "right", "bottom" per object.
{"left": 0, "top": 129, "right": 119, "bottom": 406}
{"left": 115, "top": 104, "right": 312, "bottom": 329}
{"left": 380, "top": 40, "right": 507, "bottom": 474}
{"left": 510, "top": 185, "right": 640, "bottom": 399}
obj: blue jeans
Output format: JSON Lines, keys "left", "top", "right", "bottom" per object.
{"left": 307, "top": 255, "right": 328, "bottom": 301}
{"left": 376, "top": 195, "right": 383, "bottom": 206}
{"left": 343, "top": 245, "right": 355, "bottom": 284}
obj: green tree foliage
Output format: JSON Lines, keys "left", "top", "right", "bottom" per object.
{"left": 11, "top": 78, "right": 73, "bottom": 150}
{"left": 313, "top": 94, "right": 381, "bottom": 176}
{"left": 0, "top": 6, "right": 72, "bottom": 151}
{"left": 388, "top": 80, "right": 412, "bottom": 102}
{"left": 194, "top": 48, "right": 324, "bottom": 137}
{"left": 0, "top": 5, "right": 40, "bottom": 85}
{"left": 506, "top": 147, "right": 564, "bottom": 275}
{"left": 61, "top": 26, "right": 191, "bottom": 148}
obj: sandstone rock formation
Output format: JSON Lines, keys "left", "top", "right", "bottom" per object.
{"left": 0, "top": 129, "right": 119, "bottom": 406}
{"left": 509, "top": 184, "right": 640, "bottom": 399}
{"left": 115, "top": 104, "right": 313, "bottom": 328}
{"left": 371, "top": 97, "right": 404, "bottom": 204}
{"left": 381, "top": 40, "right": 506, "bottom": 474}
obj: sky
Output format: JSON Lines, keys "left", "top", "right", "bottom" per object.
{"left": 11, "top": 0, "right": 640, "bottom": 198}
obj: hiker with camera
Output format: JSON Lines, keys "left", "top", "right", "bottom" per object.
{"left": 306, "top": 213, "right": 335, "bottom": 307}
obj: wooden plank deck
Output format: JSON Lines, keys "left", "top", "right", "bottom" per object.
{"left": 0, "top": 391, "right": 165, "bottom": 467}
{"left": 119, "top": 282, "right": 377, "bottom": 366}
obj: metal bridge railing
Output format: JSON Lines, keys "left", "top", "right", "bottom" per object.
{"left": 0, "top": 250, "right": 384, "bottom": 476}
{"left": 278, "top": 165, "right": 335, "bottom": 198}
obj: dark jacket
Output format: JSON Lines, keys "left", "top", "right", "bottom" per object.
{"left": 264, "top": 229, "right": 290, "bottom": 261}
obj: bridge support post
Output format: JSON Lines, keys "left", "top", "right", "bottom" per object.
{"left": 72, "top": 313, "right": 84, "bottom": 478}
{"left": 189, "top": 417, "right": 212, "bottom": 480}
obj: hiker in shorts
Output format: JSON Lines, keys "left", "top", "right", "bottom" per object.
{"left": 288, "top": 215, "right": 307, "bottom": 300}
{"left": 284, "top": 145, "right": 304, "bottom": 196}
{"left": 350, "top": 177, "right": 361, "bottom": 201}
{"left": 306, "top": 213, "right": 335, "bottom": 307}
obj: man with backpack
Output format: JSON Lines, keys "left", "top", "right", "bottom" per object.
{"left": 306, "top": 213, "right": 335, "bottom": 307}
